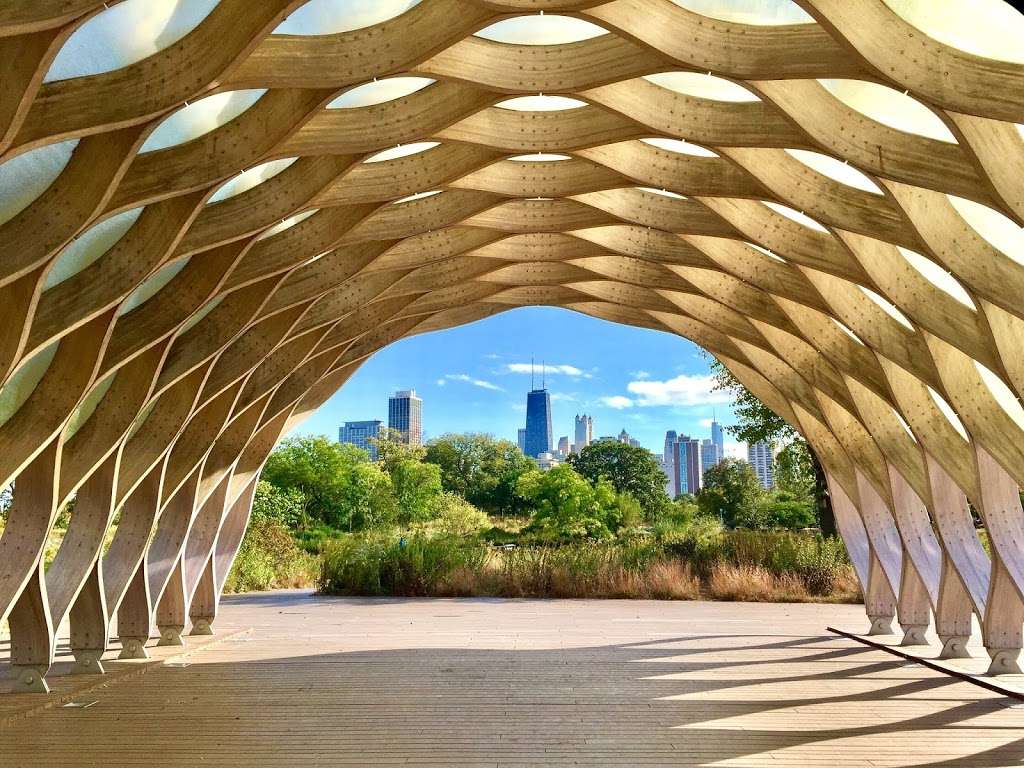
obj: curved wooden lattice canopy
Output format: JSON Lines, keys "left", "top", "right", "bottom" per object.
{"left": 2, "top": 0, "right": 1024, "bottom": 691}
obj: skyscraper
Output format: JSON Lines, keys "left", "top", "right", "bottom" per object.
{"left": 700, "top": 438, "right": 718, "bottom": 476}
{"left": 557, "top": 436, "right": 569, "bottom": 456}
{"left": 673, "top": 435, "right": 703, "bottom": 495}
{"left": 339, "top": 420, "right": 382, "bottom": 460}
{"left": 388, "top": 389, "right": 422, "bottom": 446}
{"left": 711, "top": 419, "right": 725, "bottom": 456}
{"left": 573, "top": 414, "right": 593, "bottom": 452}
{"left": 748, "top": 441, "right": 775, "bottom": 489}
{"left": 517, "top": 428, "right": 527, "bottom": 453}
{"left": 524, "top": 388, "right": 553, "bottom": 458}
{"left": 663, "top": 430, "right": 678, "bottom": 497}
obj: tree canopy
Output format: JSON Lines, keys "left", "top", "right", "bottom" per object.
{"left": 424, "top": 433, "right": 534, "bottom": 515}
{"left": 698, "top": 458, "right": 763, "bottom": 528}
{"left": 517, "top": 465, "right": 622, "bottom": 541}
{"left": 567, "top": 441, "right": 670, "bottom": 519}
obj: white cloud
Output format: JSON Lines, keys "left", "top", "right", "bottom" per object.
{"left": 436, "top": 378, "right": 446, "bottom": 387}
{"left": 625, "top": 374, "right": 732, "bottom": 407}
{"left": 550, "top": 392, "right": 577, "bottom": 402}
{"left": 600, "top": 395, "right": 634, "bottom": 409}
{"left": 505, "top": 363, "right": 592, "bottom": 378}
{"left": 724, "top": 441, "right": 747, "bottom": 459}
{"left": 699, "top": 418, "right": 714, "bottom": 428}
{"left": 511, "top": 403, "right": 526, "bottom": 412}
{"left": 442, "top": 373, "right": 503, "bottom": 391}
{"left": 631, "top": 370, "right": 651, "bottom": 379}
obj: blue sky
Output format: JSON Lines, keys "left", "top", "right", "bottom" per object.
{"left": 295, "top": 307, "right": 745, "bottom": 457}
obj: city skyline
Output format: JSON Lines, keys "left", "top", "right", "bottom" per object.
{"left": 299, "top": 307, "right": 745, "bottom": 455}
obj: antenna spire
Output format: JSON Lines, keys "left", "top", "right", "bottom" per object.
{"left": 531, "top": 357, "right": 535, "bottom": 390}
{"left": 542, "top": 360, "right": 546, "bottom": 389}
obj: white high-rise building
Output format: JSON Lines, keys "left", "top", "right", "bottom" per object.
{"left": 573, "top": 414, "right": 593, "bottom": 452}
{"left": 747, "top": 440, "right": 775, "bottom": 489}
{"left": 662, "top": 430, "right": 678, "bottom": 497}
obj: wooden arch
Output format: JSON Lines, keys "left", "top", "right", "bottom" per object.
{"left": 1, "top": 0, "right": 1024, "bottom": 691}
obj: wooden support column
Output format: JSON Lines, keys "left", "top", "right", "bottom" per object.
{"left": 116, "top": 558, "right": 151, "bottom": 660}
{"left": 973, "top": 445, "right": 1024, "bottom": 675}
{"left": 156, "top": 557, "right": 187, "bottom": 647}
{"left": 69, "top": 561, "right": 108, "bottom": 674}
{"left": 924, "top": 453, "right": 989, "bottom": 659}
{"left": 854, "top": 470, "right": 903, "bottom": 635}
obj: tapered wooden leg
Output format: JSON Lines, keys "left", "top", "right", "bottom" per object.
{"left": 983, "top": 558, "right": 1024, "bottom": 675}
{"left": 8, "top": 565, "right": 54, "bottom": 693}
{"left": 897, "top": 554, "right": 931, "bottom": 646}
{"left": 70, "top": 560, "right": 109, "bottom": 674}
{"left": 935, "top": 552, "right": 976, "bottom": 658}
{"left": 117, "top": 559, "right": 151, "bottom": 660}
{"left": 156, "top": 558, "right": 187, "bottom": 647}
{"left": 189, "top": 557, "right": 216, "bottom": 636}
{"left": 866, "top": 551, "right": 897, "bottom": 635}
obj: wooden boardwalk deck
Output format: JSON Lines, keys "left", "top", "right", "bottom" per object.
{"left": 3, "top": 592, "right": 1024, "bottom": 767}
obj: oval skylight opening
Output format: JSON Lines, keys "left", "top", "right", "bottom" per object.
{"left": 328, "top": 77, "right": 434, "bottom": 109}
{"left": 64, "top": 372, "right": 116, "bottom": 441}
{"left": 860, "top": 286, "right": 915, "bottom": 330}
{"left": 746, "top": 242, "right": 787, "bottom": 263}
{"left": 475, "top": 15, "right": 607, "bottom": 45}
{"left": 833, "top": 318, "right": 866, "bottom": 345}
{"left": 882, "top": 0, "right": 1024, "bottom": 64}
{"left": 496, "top": 95, "right": 588, "bottom": 111}
{"left": 0, "top": 140, "right": 78, "bottom": 227}
{"left": 927, "top": 386, "right": 969, "bottom": 440}
{"left": 946, "top": 195, "right": 1024, "bottom": 267}
{"left": 46, "top": 0, "right": 219, "bottom": 82}
{"left": 118, "top": 258, "right": 190, "bottom": 316}
{"left": 43, "top": 207, "right": 145, "bottom": 291}
{"left": 763, "top": 201, "right": 829, "bottom": 233}
{"left": 364, "top": 142, "right": 439, "bottom": 163}
{"left": 0, "top": 341, "right": 59, "bottom": 429}
{"left": 140, "top": 90, "right": 267, "bottom": 153}
{"left": 898, "top": 247, "right": 976, "bottom": 309}
{"left": 635, "top": 187, "right": 687, "bottom": 200}
{"left": 640, "top": 137, "right": 719, "bottom": 158}
{"left": 392, "top": 190, "right": 442, "bottom": 205}
{"left": 274, "top": 0, "right": 422, "bottom": 35}
{"left": 976, "top": 361, "right": 1024, "bottom": 432}
{"left": 669, "top": 0, "right": 814, "bottom": 25}
{"left": 177, "top": 295, "right": 224, "bottom": 335}
{"left": 644, "top": 72, "right": 759, "bottom": 102}
{"left": 207, "top": 158, "right": 298, "bottom": 203}
{"left": 509, "top": 153, "right": 572, "bottom": 162}
{"left": 784, "top": 149, "right": 884, "bottom": 194}
{"left": 892, "top": 408, "right": 917, "bottom": 442}
{"left": 819, "top": 79, "right": 957, "bottom": 143}
{"left": 257, "top": 210, "right": 319, "bottom": 240}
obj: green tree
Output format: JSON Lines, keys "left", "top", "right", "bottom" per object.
{"left": 518, "top": 465, "right": 622, "bottom": 541}
{"left": 344, "top": 462, "right": 397, "bottom": 531}
{"left": 424, "top": 433, "right": 534, "bottom": 515}
{"left": 774, "top": 440, "right": 816, "bottom": 501}
{"left": 707, "top": 356, "right": 836, "bottom": 534}
{"left": 371, "top": 427, "right": 426, "bottom": 475}
{"left": 262, "top": 436, "right": 371, "bottom": 527}
{"left": 391, "top": 459, "right": 443, "bottom": 525}
{"left": 567, "top": 441, "right": 670, "bottom": 520}
{"left": 698, "top": 458, "right": 763, "bottom": 528}
{"left": 250, "top": 480, "right": 307, "bottom": 529}
{"left": 755, "top": 493, "right": 817, "bottom": 530}
{"left": 428, "top": 492, "right": 491, "bottom": 537}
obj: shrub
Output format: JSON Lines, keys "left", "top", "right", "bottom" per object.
{"left": 427, "top": 492, "right": 491, "bottom": 537}
{"left": 224, "top": 517, "right": 317, "bottom": 593}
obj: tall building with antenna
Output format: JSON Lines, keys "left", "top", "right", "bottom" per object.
{"left": 523, "top": 359, "right": 553, "bottom": 458}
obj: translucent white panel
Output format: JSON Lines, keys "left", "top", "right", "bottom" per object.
{"left": 635, "top": 187, "right": 687, "bottom": 200}
{"left": 364, "top": 142, "right": 439, "bottom": 163}
{"left": 784, "top": 149, "right": 883, "bottom": 194}
{"left": 256, "top": 209, "right": 319, "bottom": 240}
{"left": 207, "top": 158, "right": 298, "bottom": 203}
{"left": 976, "top": 361, "right": 1024, "bottom": 433}
{"left": 644, "top": 72, "right": 759, "bottom": 102}
{"left": 328, "top": 78, "right": 434, "bottom": 109}
{"left": 746, "top": 241, "right": 786, "bottom": 263}
{"left": 140, "top": 90, "right": 267, "bottom": 153}
{"left": 274, "top": 0, "right": 421, "bottom": 35}
{"left": 393, "top": 190, "right": 441, "bottom": 205}
{"left": 860, "top": 286, "right": 915, "bottom": 330}
{"left": 509, "top": 153, "right": 572, "bottom": 162}
{"left": 883, "top": 0, "right": 1024, "bottom": 64}
{"left": 640, "top": 137, "right": 719, "bottom": 157}
{"left": 495, "top": 95, "right": 587, "bottom": 111}
{"left": 928, "top": 386, "right": 970, "bottom": 440}
{"left": 177, "top": 295, "right": 223, "bottom": 335}
{"left": 669, "top": 0, "right": 814, "bottom": 25}
{"left": 1018, "top": 124, "right": 1024, "bottom": 140}
{"left": 125, "top": 398, "right": 158, "bottom": 440}
{"left": 819, "top": 80, "right": 957, "bottom": 143}
{"left": 892, "top": 408, "right": 917, "bottom": 442}
{"left": 475, "top": 15, "right": 607, "bottom": 45}
{"left": 118, "top": 258, "right": 190, "bottom": 316}
{"left": 63, "top": 371, "right": 116, "bottom": 441}
{"left": 947, "top": 195, "right": 1024, "bottom": 267}
{"left": 0, "top": 341, "right": 59, "bottom": 428}
{"left": 897, "top": 246, "right": 976, "bottom": 309}
{"left": 43, "top": 208, "right": 144, "bottom": 291}
{"left": 833, "top": 317, "right": 865, "bottom": 345}
{"left": 0, "top": 140, "right": 78, "bottom": 227}
{"left": 46, "top": 0, "right": 220, "bottom": 82}
{"left": 762, "top": 201, "right": 828, "bottom": 233}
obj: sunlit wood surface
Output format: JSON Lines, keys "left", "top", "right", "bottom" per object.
{"left": 4, "top": 591, "right": 1024, "bottom": 767}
